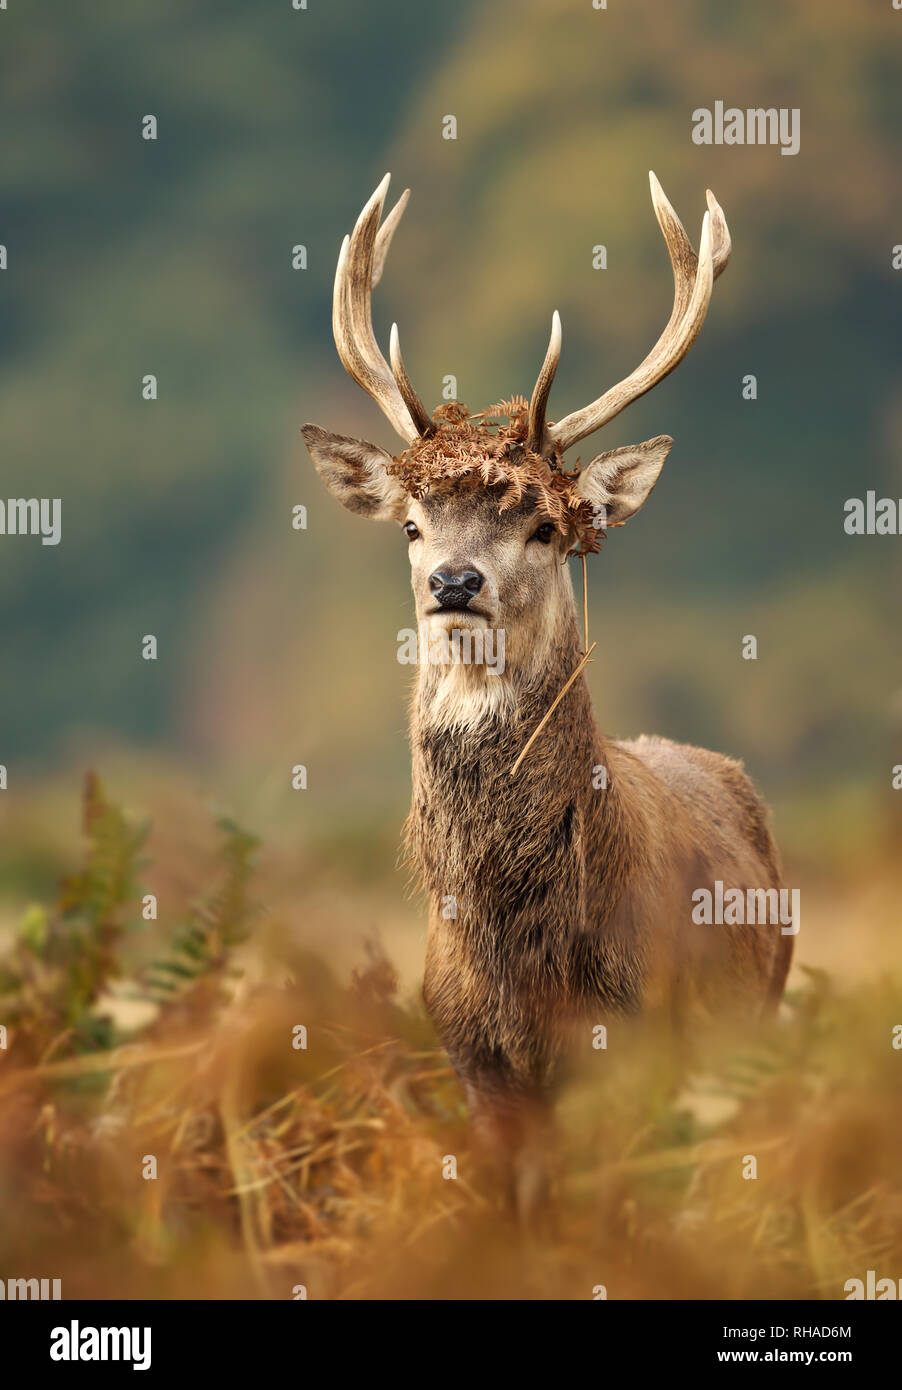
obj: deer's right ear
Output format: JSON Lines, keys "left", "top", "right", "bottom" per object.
{"left": 301, "top": 424, "right": 407, "bottom": 521}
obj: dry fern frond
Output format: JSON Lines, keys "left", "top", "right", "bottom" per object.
{"left": 387, "top": 401, "right": 604, "bottom": 556}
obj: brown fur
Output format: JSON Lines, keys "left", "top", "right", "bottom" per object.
{"left": 303, "top": 408, "right": 791, "bottom": 1226}
{"left": 303, "top": 172, "right": 769, "bottom": 1225}
{"left": 407, "top": 569, "right": 789, "bottom": 1085}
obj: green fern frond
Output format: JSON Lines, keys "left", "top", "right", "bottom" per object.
{"left": 140, "top": 815, "right": 260, "bottom": 1011}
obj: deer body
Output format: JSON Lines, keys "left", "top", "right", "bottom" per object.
{"left": 302, "top": 172, "right": 791, "bottom": 1220}
{"left": 409, "top": 566, "right": 788, "bottom": 1115}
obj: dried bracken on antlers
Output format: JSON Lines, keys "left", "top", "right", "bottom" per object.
{"left": 529, "top": 172, "right": 732, "bottom": 457}
{"left": 388, "top": 401, "right": 605, "bottom": 557}
{"left": 332, "top": 173, "right": 433, "bottom": 445}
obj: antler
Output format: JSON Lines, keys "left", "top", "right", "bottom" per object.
{"left": 528, "top": 172, "right": 731, "bottom": 457}
{"left": 332, "top": 173, "right": 433, "bottom": 445}
{"left": 526, "top": 310, "right": 561, "bottom": 454}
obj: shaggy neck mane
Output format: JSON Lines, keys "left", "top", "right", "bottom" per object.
{"left": 405, "top": 624, "right": 642, "bottom": 1028}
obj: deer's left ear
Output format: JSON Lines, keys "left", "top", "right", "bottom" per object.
{"left": 302, "top": 424, "right": 407, "bottom": 521}
{"left": 575, "top": 435, "right": 674, "bottom": 526}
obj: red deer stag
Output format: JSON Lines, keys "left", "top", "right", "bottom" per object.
{"left": 302, "top": 173, "right": 792, "bottom": 1225}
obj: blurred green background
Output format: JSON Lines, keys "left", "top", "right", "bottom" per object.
{"left": 0, "top": 0, "right": 900, "bottom": 913}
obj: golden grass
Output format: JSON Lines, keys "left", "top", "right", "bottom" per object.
{"left": 1, "top": 949, "right": 900, "bottom": 1300}
{"left": 0, "top": 779, "right": 900, "bottom": 1300}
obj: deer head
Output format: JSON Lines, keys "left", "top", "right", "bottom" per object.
{"left": 303, "top": 173, "right": 731, "bottom": 700}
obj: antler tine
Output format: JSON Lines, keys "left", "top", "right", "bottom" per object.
{"left": 372, "top": 188, "right": 409, "bottom": 289}
{"left": 649, "top": 171, "right": 697, "bottom": 334}
{"left": 390, "top": 323, "right": 434, "bottom": 437}
{"left": 547, "top": 175, "right": 727, "bottom": 455}
{"left": 331, "top": 174, "right": 427, "bottom": 445}
{"left": 526, "top": 310, "right": 562, "bottom": 455}
{"left": 706, "top": 188, "right": 732, "bottom": 280}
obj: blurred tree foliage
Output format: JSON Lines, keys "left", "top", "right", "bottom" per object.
{"left": 0, "top": 0, "right": 898, "bottom": 811}
{"left": 0, "top": 0, "right": 473, "bottom": 755}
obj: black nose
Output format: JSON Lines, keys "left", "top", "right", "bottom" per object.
{"left": 429, "top": 568, "right": 484, "bottom": 609}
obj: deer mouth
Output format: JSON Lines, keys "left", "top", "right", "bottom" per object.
{"left": 426, "top": 604, "right": 491, "bottom": 625}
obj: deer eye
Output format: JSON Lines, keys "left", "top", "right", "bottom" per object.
{"left": 404, "top": 521, "right": 421, "bottom": 541}
{"left": 531, "top": 521, "right": 556, "bottom": 545}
